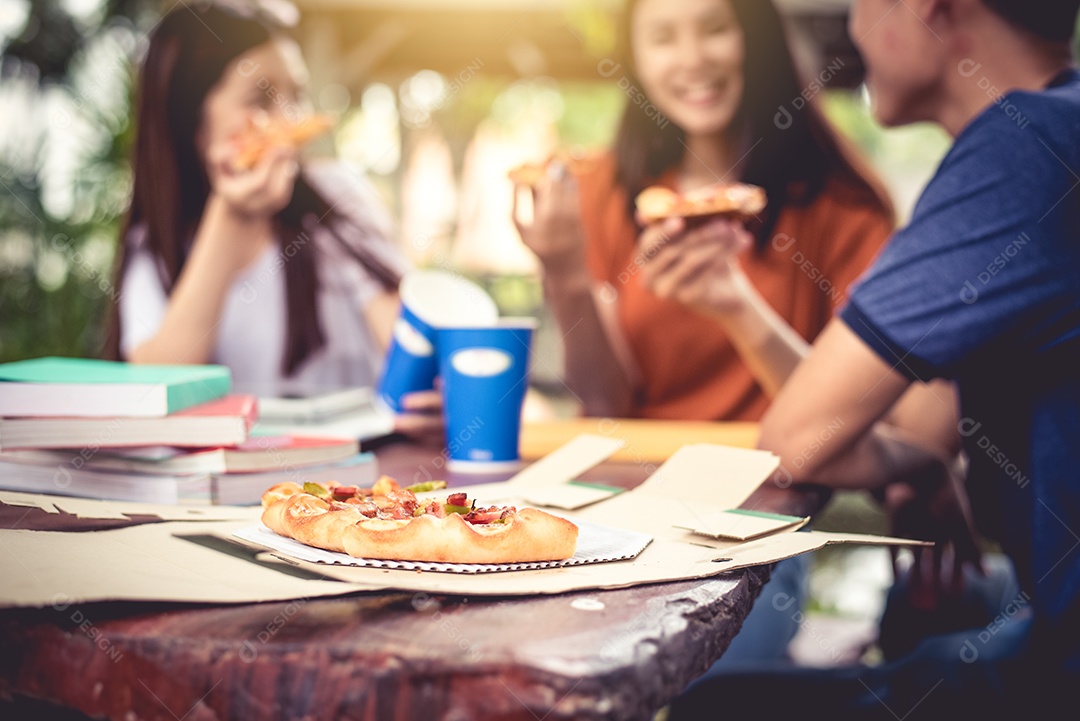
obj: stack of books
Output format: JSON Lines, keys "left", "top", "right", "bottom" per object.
{"left": 0, "top": 357, "right": 377, "bottom": 505}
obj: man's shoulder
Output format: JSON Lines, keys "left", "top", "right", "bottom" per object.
{"left": 1010, "top": 69, "right": 1080, "bottom": 116}
{"left": 960, "top": 70, "right": 1080, "bottom": 161}
{"left": 918, "top": 75, "right": 1079, "bottom": 217}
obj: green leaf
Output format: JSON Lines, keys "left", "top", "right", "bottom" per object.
{"left": 404, "top": 480, "right": 448, "bottom": 494}
{"left": 303, "top": 482, "right": 330, "bottom": 499}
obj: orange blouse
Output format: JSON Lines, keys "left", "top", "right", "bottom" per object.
{"left": 578, "top": 153, "right": 893, "bottom": 421}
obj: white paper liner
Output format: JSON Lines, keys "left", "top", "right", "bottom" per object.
{"left": 232, "top": 517, "right": 653, "bottom": 574}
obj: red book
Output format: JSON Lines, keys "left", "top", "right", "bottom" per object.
{"left": 1, "top": 435, "right": 359, "bottom": 474}
{"left": 0, "top": 395, "right": 257, "bottom": 450}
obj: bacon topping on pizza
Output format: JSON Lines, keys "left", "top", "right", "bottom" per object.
{"left": 299, "top": 478, "right": 517, "bottom": 524}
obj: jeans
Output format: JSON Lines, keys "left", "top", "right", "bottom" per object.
{"left": 669, "top": 554, "right": 1045, "bottom": 721}
{"left": 697, "top": 554, "right": 810, "bottom": 675}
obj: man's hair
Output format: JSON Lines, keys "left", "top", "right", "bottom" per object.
{"left": 981, "top": 0, "right": 1080, "bottom": 42}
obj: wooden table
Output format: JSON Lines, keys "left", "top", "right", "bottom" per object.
{"left": 519, "top": 418, "right": 761, "bottom": 463}
{"left": 0, "top": 436, "right": 826, "bottom": 721}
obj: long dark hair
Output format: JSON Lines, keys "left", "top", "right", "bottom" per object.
{"left": 104, "top": 3, "right": 401, "bottom": 373}
{"left": 613, "top": 0, "right": 893, "bottom": 247}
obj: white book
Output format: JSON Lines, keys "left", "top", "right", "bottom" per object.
{"left": 0, "top": 452, "right": 378, "bottom": 506}
{"left": 257, "top": 387, "right": 378, "bottom": 423}
{"left": 0, "top": 459, "right": 213, "bottom": 505}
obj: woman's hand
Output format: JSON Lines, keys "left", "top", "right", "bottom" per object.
{"left": 510, "top": 161, "right": 639, "bottom": 416}
{"left": 638, "top": 215, "right": 754, "bottom": 317}
{"left": 191, "top": 138, "right": 299, "bottom": 277}
{"left": 392, "top": 389, "right": 445, "bottom": 447}
{"left": 512, "top": 163, "right": 588, "bottom": 278}
{"left": 205, "top": 137, "right": 300, "bottom": 219}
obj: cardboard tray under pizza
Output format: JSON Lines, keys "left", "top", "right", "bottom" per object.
{"left": 217, "top": 435, "right": 925, "bottom": 597}
{"left": 231, "top": 516, "right": 654, "bottom": 574}
{"left": 0, "top": 436, "right": 927, "bottom": 607}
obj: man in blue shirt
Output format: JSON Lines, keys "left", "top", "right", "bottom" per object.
{"left": 672, "top": 0, "right": 1079, "bottom": 718}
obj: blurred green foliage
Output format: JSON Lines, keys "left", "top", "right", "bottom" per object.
{"left": 0, "top": 91, "right": 134, "bottom": 363}
{"left": 0, "top": 0, "right": 146, "bottom": 363}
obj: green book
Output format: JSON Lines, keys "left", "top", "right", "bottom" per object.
{"left": 0, "top": 357, "right": 231, "bottom": 418}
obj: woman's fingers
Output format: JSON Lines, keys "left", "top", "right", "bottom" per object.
{"left": 393, "top": 410, "right": 445, "bottom": 446}
{"left": 646, "top": 228, "right": 738, "bottom": 291}
{"left": 260, "top": 144, "right": 298, "bottom": 184}
{"left": 639, "top": 217, "right": 748, "bottom": 282}
{"left": 513, "top": 168, "right": 588, "bottom": 273}
{"left": 511, "top": 183, "right": 529, "bottom": 235}
{"left": 646, "top": 241, "right": 720, "bottom": 297}
{"left": 547, "top": 164, "right": 580, "bottom": 208}
{"left": 638, "top": 217, "right": 683, "bottom": 257}
{"left": 393, "top": 389, "right": 445, "bottom": 445}
{"left": 399, "top": 389, "right": 442, "bottom": 414}
{"left": 646, "top": 245, "right": 750, "bottom": 316}
{"left": 682, "top": 218, "right": 751, "bottom": 253}
{"left": 206, "top": 141, "right": 238, "bottom": 177}
{"left": 211, "top": 143, "right": 299, "bottom": 215}
{"left": 265, "top": 148, "right": 300, "bottom": 207}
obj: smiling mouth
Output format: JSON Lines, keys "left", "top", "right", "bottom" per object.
{"left": 675, "top": 80, "right": 728, "bottom": 107}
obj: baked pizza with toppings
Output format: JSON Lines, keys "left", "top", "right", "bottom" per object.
{"left": 635, "top": 182, "right": 767, "bottom": 224}
{"left": 261, "top": 476, "right": 579, "bottom": 564}
{"left": 508, "top": 150, "right": 602, "bottom": 187}
{"left": 231, "top": 114, "right": 335, "bottom": 171}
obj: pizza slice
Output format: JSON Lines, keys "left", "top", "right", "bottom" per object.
{"left": 231, "top": 114, "right": 336, "bottom": 171}
{"left": 508, "top": 150, "right": 602, "bottom": 187}
{"left": 635, "top": 182, "right": 767, "bottom": 224}
{"left": 261, "top": 477, "right": 579, "bottom": 564}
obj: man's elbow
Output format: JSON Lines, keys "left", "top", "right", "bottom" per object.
{"left": 757, "top": 415, "right": 826, "bottom": 486}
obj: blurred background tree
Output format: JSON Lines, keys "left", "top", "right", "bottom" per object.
{"left": 0, "top": 0, "right": 154, "bottom": 362}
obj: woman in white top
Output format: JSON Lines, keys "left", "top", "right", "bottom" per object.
{"left": 106, "top": 2, "right": 437, "bottom": 436}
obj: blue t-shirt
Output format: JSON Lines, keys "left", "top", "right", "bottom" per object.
{"left": 842, "top": 69, "right": 1080, "bottom": 669}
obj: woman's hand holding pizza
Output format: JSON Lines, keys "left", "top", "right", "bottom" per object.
{"left": 638, "top": 215, "right": 754, "bottom": 318}
{"left": 206, "top": 136, "right": 300, "bottom": 220}
{"left": 191, "top": 136, "right": 300, "bottom": 278}
{"left": 511, "top": 162, "right": 589, "bottom": 279}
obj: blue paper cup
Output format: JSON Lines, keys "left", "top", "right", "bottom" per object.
{"left": 438, "top": 319, "right": 537, "bottom": 473}
{"left": 378, "top": 270, "right": 498, "bottom": 412}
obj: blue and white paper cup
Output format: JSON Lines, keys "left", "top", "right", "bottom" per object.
{"left": 378, "top": 270, "right": 498, "bottom": 412}
{"left": 437, "top": 319, "right": 537, "bottom": 473}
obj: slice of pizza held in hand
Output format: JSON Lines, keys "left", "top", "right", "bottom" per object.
{"left": 261, "top": 476, "right": 579, "bottom": 564}
{"left": 635, "top": 183, "right": 767, "bottom": 225}
{"left": 231, "top": 114, "right": 336, "bottom": 171}
{"left": 508, "top": 150, "right": 603, "bottom": 187}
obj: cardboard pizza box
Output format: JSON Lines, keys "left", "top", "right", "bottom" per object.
{"left": 0, "top": 435, "right": 927, "bottom": 607}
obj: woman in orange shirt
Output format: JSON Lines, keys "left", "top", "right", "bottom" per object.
{"left": 513, "top": 0, "right": 895, "bottom": 676}
{"left": 514, "top": 0, "right": 893, "bottom": 421}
